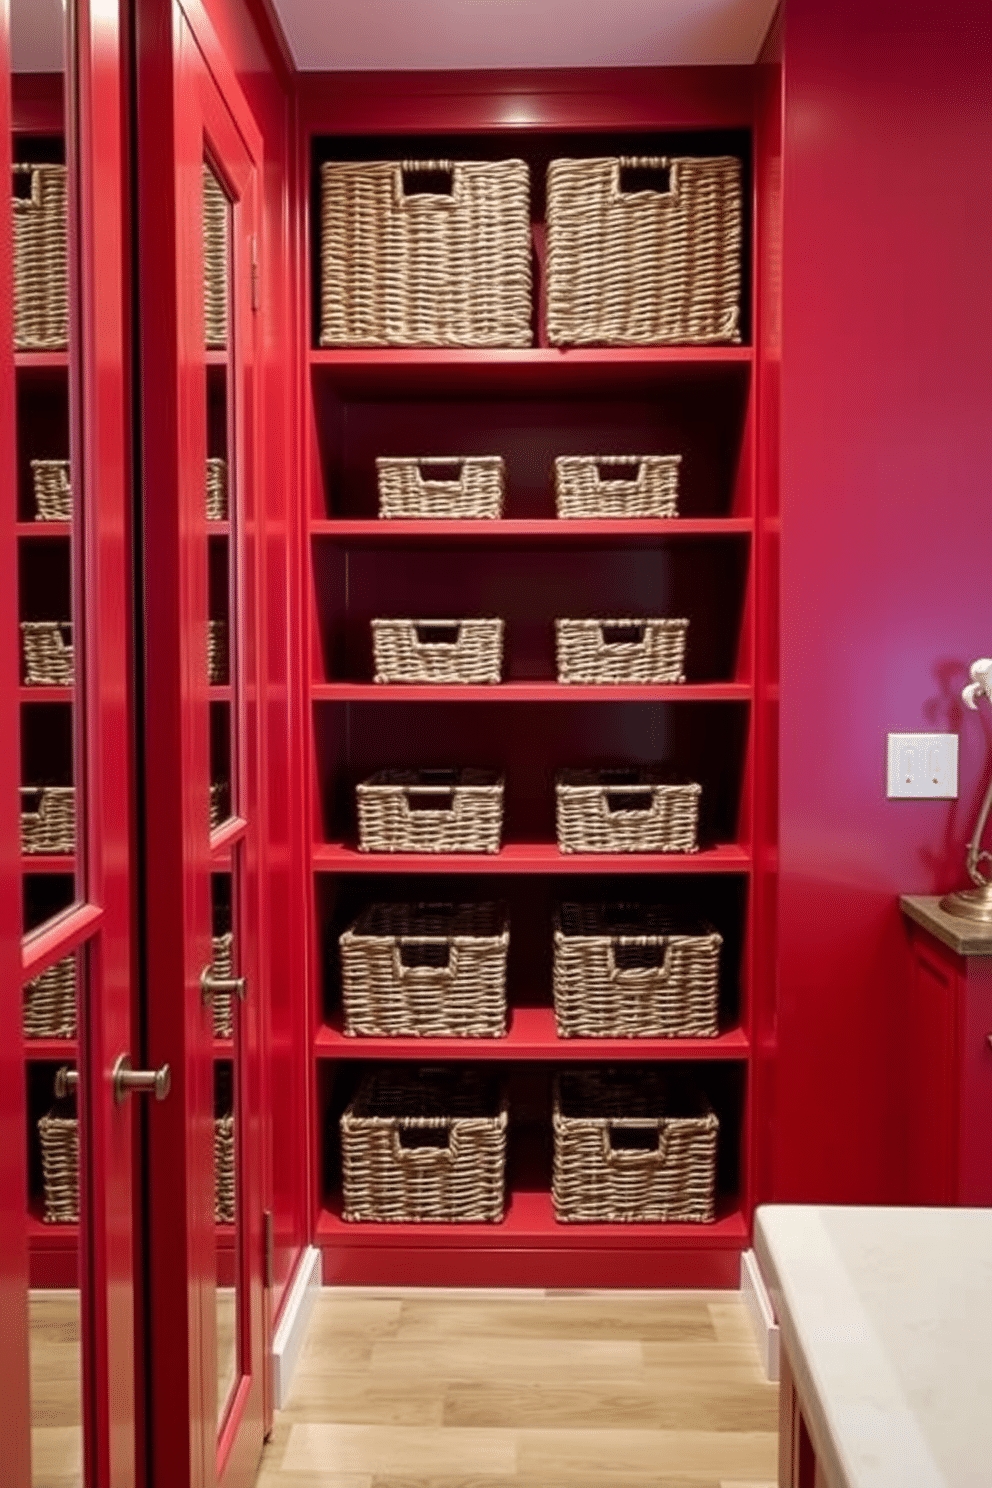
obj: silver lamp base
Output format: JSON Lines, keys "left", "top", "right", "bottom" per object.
{"left": 939, "top": 884, "right": 992, "bottom": 923}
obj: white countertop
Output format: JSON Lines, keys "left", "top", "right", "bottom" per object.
{"left": 754, "top": 1205, "right": 992, "bottom": 1488}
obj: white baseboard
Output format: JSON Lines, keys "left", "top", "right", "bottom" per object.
{"left": 271, "top": 1245, "right": 322, "bottom": 1410}
{"left": 740, "top": 1247, "right": 780, "bottom": 1381}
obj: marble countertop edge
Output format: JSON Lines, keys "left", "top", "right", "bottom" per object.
{"left": 900, "top": 894, "right": 992, "bottom": 956}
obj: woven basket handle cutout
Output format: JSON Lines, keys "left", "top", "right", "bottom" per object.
{"left": 604, "top": 787, "right": 654, "bottom": 814}
{"left": 417, "top": 459, "right": 465, "bottom": 486}
{"left": 58, "top": 623, "right": 73, "bottom": 646}
{"left": 12, "top": 164, "right": 40, "bottom": 209}
{"left": 399, "top": 162, "right": 456, "bottom": 201}
{"left": 20, "top": 786, "right": 44, "bottom": 812}
{"left": 394, "top": 939, "right": 456, "bottom": 978}
{"left": 414, "top": 622, "right": 462, "bottom": 646}
{"left": 599, "top": 622, "right": 646, "bottom": 648}
{"left": 393, "top": 1124, "right": 454, "bottom": 1159}
{"left": 608, "top": 938, "right": 671, "bottom": 985}
{"left": 594, "top": 458, "right": 642, "bottom": 485}
{"left": 616, "top": 157, "right": 675, "bottom": 199}
{"left": 405, "top": 786, "right": 456, "bottom": 812}
{"left": 603, "top": 1122, "right": 669, "bottom": 1164}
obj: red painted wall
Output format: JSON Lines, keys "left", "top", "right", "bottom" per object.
{"left": 776, "top": 0, "right": 992, "bottom": 1201}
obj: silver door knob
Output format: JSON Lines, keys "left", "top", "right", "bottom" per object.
{"left": 200, "top": 967, "right": 246, "bottom": 1005}
{"left": 112, "top": 1054, "right": 171, "bottom": 1105}
{"left": 54, "top": 1066, "right": 78, "bottom": 1098}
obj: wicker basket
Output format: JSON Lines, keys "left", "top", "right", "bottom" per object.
{"left": 341, "top": 1066, "right": 508, "bottom": 1222}
{"left": 24, "top": 955, "right": 77, "bottom": 1039}
{"left": 203, "top": 166, "right": 228, "bottom": 350}
{"left": 320, "top": 159, "right": 532, "bottom": 348}
{"left": 373, "top": 618, "right": 504, "bottom": 685}
{"left": 376, "top": 456, "right": 505, "bottom": 520}
{"left": 21, "top": 786, "right": 76, "bottom": 855}
{"left": 208, "top": 619, "right": 229, "bottom": 684}
{"left": 555, "top": 618, "right": 688, "bottom": 685}
{"left": 357, "top": 769, "right": 504, "bottom": 855}
{"left": 38, "top": 1104, "right": 79, "bottom": 1223}
{"left": 552, "top": 1068, "right": 719, "bottom": 1222}
{"left": 210, "top": 782, "right": 229, "bottom": 830}
{"left": 546, "top": 155, "right": 742, "bottom": 347}
{"left": 555, "top": 455, "right": 681, "bottom": 519}
{"left": 206, "top": 457, "right": 228, "bottom": 520}
{"left": 13, "top": 163, "right": 68, "bottom": 350}
{"left": 214, "top": 1114, "right": 235, "bottom": 1223}
{"left": 556, "top": 769, "right": 700, "bottom": 854}
{"left": 211, "top": 931, "right": 235, "bottom": 1039}
{"left": 340, "top": 901, "right": 509, "bottom": 1038}
{"left": 21, "top": 621, "right": 74, "bottom": 686}
{"left": 31, "top": 459, "right": 72, "bottom": 521}
{"left": 553, "top": 904, "right": 721, "bottom": 1038}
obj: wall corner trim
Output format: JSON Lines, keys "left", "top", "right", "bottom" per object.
{"left": 741, "top": 1246, "right": 780, "bottom": 1381}
{"left": 271, "top": 1245, "right": 323, "bottom": 1409}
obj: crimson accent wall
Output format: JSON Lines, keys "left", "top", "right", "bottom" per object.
{"left": 776, "top": 0, "right": 992, "bottom": 1202}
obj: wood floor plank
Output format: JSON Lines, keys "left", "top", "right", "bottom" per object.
{"left": 515, "top": 1426, "right": 778, "bottom": 1480}
{"left": 369, "top": 1337, "right": 645, "bottom": 1381}
{"left": 395, "top": 1297, "right": 716, "bottom": 1344}
{"left": 280, "top": 1424, "right": 517, "bottom": 1478}
{"left": 442, "top": 1378, "right": 779, "bottom": 1433}
{"left": 280, "top": 1373, "right": 446, "bottom": 1427}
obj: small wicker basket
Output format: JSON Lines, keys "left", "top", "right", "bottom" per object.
{"left": 21, "top": 786, "right": 76, "bottom": 855}
{"left": 21, "top": 621, "right": 74, "bottom": 686}
{"left": 546, "top": 155, "right": 742, "bottom": 347}
{"left": 340, "top": 901, "right": 509, "bottom": 1038}
{"left": 210, "top": 782, "right": 229, "bottom": 830}
{"left": 556, "top": 769, "right": 700, "bottom": 855}
{"left": 373, "top": 618, "right": 504, "bottom": 685}
{"left": 553, "top": 904, "right": 721, "bottom": 1038}
{"left": 552, "top": 1068, "right": 719, "bottom": 1223}
{"left": 24, "top": 954, "right": 77, "bottom": 1040}
{"left": 206, "top": 457, "right": 228, "bottom": 520}
{"left": 555, "top": 618, "right": 688, "bottom": 685}
{"left": 320, "top": 159, "right": 532, "bottom": 348}
{"left": 357, "top": 769, "right": 504, "bottom": 855}
{"left": 211, "top": 931, "right": 235, "bottom": 1039}
{"left": 13, "top": 163, "right": 68, "bottom": 350}
{"left": 208, "top": 619, "right": 229, "bottom": 684}
{"left": 39, "top": 1107, "right": 80, "bottom": 1223}
{"left": 31, "top": 459, "right": 72, "bottom": 521}
{"left": 214, "top": 1113, "right": 236, "bottom": 1223}
{"left": 376, "top": 456, "right": 505, "bottom": 520}
{"left": 341, "top": 1066, "right": 508, "bottom": 1222}
{"left": 555, "top": 455, "right": 681, "bottom": 519}
{"left": 203, "top": 166, "right": 228, "bottom": 350}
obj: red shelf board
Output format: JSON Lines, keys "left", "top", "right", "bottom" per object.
{"left": 315, "top": 1008, "right": 749, "bottom": 1061}
{"left": 312, "top": 681, "right": 751, "bottom": 704}
{"left": 207, "top": 520, "right": 231, "bottom": 536}
{"left": 21, "top": 855, "right": 75, "bottom": 874}
{"left": 14, "top": 350, "right": 68, "bottom": 371}
{"left": 310, "top": 518, "right": 753, "bottom": 542}
{"left": 20, "top": 685, "right": 74, "bottom": 704}
{"left": 314, "top": 841, "right": 751, "bottom": 874}
{"left": 28, "top": 1209, "right": 78, "bottom": 1244}
{"left": 16, "top": 521, "right": 72, "bottom": 539}
{"left": 213, "top": 1038, "right": 233, "bottom": 1057}
{"left": 317, "top": 1190, "right": 747, "bottom": 1251}
{"left": 24, "top": 1038, "right": 77, "bottom": 1060}
{"left": 209, "top": 684, "right": 233, "bottom": 702}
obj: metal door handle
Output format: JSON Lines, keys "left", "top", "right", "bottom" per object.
{"left": 201, "top": 967, "right": 246, "bottom": 1005}
{"left": 54, "top": 1066, "right": 78, "bottom": 1098}
{"left": 113, "top": 1054, "right": 171, "bottom": 1105}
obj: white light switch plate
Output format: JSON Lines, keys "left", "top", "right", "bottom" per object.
{"left": 887, "top": 733, "right": 958, "bottom": 798}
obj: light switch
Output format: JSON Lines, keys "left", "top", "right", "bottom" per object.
{"left": 886, "top": 733, "right": 958, "bottom": 798}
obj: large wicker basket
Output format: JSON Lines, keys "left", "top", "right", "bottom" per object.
{"left": 376, "top": 456, "right": 505, "bottom": 520}
{"left": 211, "top": 930, "right": 235, "bottom": 1039}
{"left": 31, "top": 459, "right": 73, "bottom": 521}
{"left": 555, "top": 618, "right": 688, "bottom": 685}
{"left": 556, "top": 769, "right": 700, "bottom": 854}
{"left": 357, "top": 769, "right": 504, "bottom": 855}
{"left": 341, "top": 1066, "right": 508, "bottom": 1222}
{"left": 320, "top": 159, "right": 532, "bottom": 348}
{"left": 552, "top": 1069, "right": 719, "bottom": 1222}
{"left": 24, "top": 954, "right": 77, "bottom": 1040}
{"left": 21, "top": 786, "right": 76, "bottom": 855}
{"left": 206, "top": 457, "right": 228, "bottom": 520}
{"left": 38, "top": 1103, "right": 79, "bottom": 1223}
{"left": 553, "top": 904, "right": 722, "bottom": 1038}
{"left": 208, "top": 619, "right": 229, "bottom": 684}
{"left": 21, "top": 621, "right": 74, "bottom": 686}
{"left": 203, "top": 166, "right": 228, "bottom": 350}
{"left": 555, "top": 455, "right": 681, "bottom": 519}
{"left": 13, "top": 163, "right": 68, "bottom": 350}
{"left": 340, "top": 901, "right": 509, "bottom": 1038}
{"left": 373, "top": 618, "right": 504, "bottom": 685}
{"left": 546, "top": 155, "right": 742, "bottom": 347}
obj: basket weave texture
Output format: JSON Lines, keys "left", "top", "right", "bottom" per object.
{"left": 320, "top": 159, "right": 532, "bottom": 348}
{"left": 13, "top": 164, "right": 68, "bottom": 349}
{"left": 21, "top": 786, "right": 75, "bottom": 854}
{"left": 546, "top": 155, "right": 742, "bottom": 347}
{"left": 39, "top": 1106, "right": 80, "bottom": 1223}
{"left": 553, "top": 904, "right": 721, "bottom": 1038}
{"left": 203, "top": 166, "right": 228, "bottom": 349}
{"left": 214, "top": 1114, "right": 235, "bottom": 1223}
{"left": 21, "top": 621, "right": 74, "bottom": 685}
{"left": 340, "top": 901, "right": 509, "bottom": 1038}
{"left": 556, "top": 769, "right": 700, "bottom": 854}
{"left": 206, "top": 457, "right": 228, "bottom": 520}
{"left": 556, "top": 618, "right": 688, "bottom": 685}
{"left": 373, "top": 618, "right": 504, "bottom": 685}
{"left": 210, "top": 782, "right": 229, "bottom": 830}
{"left": 552, "top": 1069, "right": 719, "bottom": 1222}
{"left": 31, "top": 459, "right": 72, "bottom": 520}
{"left": 357, "top": 769, "right": 504, "bottom": 855}
{"left": 208, "top": 619, "right": 229, "bottom": 684}
{"left": 24, "top": 955, "right": 77, "bottom": 1039}
{"left": 377, "top": 456, "right": 505, "bottom": 520}
{"left": 211, "top": 931, "right": 235, "bottom": 1039}
{"left": 341, "top": 1067, "right": 508, "bottom": 1222}
{"left": 555, "top": 455, "right": 681, "bottom": 519}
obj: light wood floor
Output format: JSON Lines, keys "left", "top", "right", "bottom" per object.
{"left": 256, "top": 1288, "right": 779, "bottom": 1488}
{"left": 30, "top": 1291, "right": 83, "bottom": 1488}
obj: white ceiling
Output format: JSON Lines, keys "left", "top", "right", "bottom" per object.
{"left": 270, "top": 0, "right": 780, "bottom": 72}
